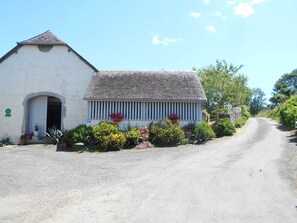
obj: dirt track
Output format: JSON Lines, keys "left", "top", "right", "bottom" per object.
{"left": 0, "top": 118, "right": 296, "bottom": 222}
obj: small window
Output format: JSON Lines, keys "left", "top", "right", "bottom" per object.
{"left": 37, "top": 45, "right": 53, "bottom": 52}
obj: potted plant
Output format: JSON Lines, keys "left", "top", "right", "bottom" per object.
{"left": 61, "top": 130, "right": 71, "bottom": 148}
{"left": 168, "top": 113, "right": 180, "bottom": 123}
{"left": 109, "top": 112, "right": 124, "bottom": 122}
{"left": 34, "top": 124, "right": 39, "bottom": 137}
{"left": 25, "top": 132, "right": 33, "bottom": 140}
{"left": 19, "top": 134, "right": 26, "bottom": 145}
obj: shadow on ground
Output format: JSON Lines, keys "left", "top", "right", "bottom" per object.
{"left": 273, "top": 123, "right": 297, "bottom": 146}
{"left": 56, "top": 145, "right": 75, "bottom": 152}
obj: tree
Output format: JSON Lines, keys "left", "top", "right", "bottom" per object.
{"left": 197, "top": 60, "right": 252, "bottom": 112}
{"left": 250, "top": 88, "right": 266, "bottom": 115}
{"left": 270, "top": 69, "right": 297, "bottom": 106}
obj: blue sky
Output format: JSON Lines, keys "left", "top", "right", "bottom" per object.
{"left": 1, "top": 0, "right": 296, "bottom": 101}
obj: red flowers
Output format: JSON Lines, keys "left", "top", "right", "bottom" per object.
{"left": 167, "top": 113, "right": 179, "bottom": 120}
{"left": 109, "top": 112, "right": 124, "bottom": 119}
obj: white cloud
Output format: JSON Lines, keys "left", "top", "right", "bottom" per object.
{"left": 152, "top": 36, "right": 160, "bottom": 45}
{"left": 250, "top": 0, "right": 265, "bottom": 5}
{"left": 234, "top": 2, "right": 255, "bottom": 17}
{"left": 214, "top": 10, "right": 227, "bottom": 20}
{"left": 189, "top": 12, "right": 201, "bottom": 18}
{"left": 204, "top": 25, "right": 216, "bottom": 32}
{"left": 152, "top": 36, "right": 182, "bottom": 46}
{"left": 203, "top": 0, "right": 210, "bottom": 4}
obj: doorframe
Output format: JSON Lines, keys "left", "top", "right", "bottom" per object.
{"left": 22, "top": 92, "right": 66, "bottom": 133}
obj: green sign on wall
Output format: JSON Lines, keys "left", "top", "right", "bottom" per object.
{"left": 5, "top": 108, "right": 11, "bottom": 117}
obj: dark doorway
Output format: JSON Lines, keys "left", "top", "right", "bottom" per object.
{"left": 47, "top": 97, "right": 62, "bottom": 130}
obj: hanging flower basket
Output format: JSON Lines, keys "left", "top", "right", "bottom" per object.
{"left": 109, "top": 112, "right": 124, "bottom": 123}
{"left": 112, "top": 117, "right": 123, "bottom": 123}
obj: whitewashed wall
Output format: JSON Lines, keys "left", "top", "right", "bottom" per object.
{"left": 0, "top": 45, "right": 95, "bottom": 143}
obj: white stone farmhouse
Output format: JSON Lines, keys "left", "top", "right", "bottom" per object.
{"left": 0, "top": 31, "right": 206, "bottom": 143}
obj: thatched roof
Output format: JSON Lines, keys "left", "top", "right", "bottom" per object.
{"left": 84, "top": 70, "right": 207, "bottom": 102}
{"left": 18, "top": 30, "right": 65, "bottom": 45}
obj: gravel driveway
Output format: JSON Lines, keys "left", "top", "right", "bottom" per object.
{"left": 0, "top": 118, "right": 296, "bottom": 223}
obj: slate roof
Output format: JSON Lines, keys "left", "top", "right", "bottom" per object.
{"left": 18, "top": 30, "right": 65, "bottom": 45}
{"left": 84, "top": 70, "right": 207, "bottom": 102}
{"left": 0, "top": 31, "right": 98, "bottom": 71}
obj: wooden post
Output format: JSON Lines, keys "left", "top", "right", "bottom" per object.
{"left": 216, "top": 104, "right": 220, "bottom": 124}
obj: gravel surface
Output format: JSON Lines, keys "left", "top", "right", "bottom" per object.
{"left": 0, "top": 118, "right": 296, "bottom": 223}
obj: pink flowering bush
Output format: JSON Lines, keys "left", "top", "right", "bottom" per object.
{"left": 136, "top": 141, "right": 153, "bottom": 149}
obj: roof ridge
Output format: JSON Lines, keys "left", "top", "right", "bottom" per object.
{"left": 18, "top": 30, "right": 65, "bottom": 45}
{"left": 19, "top": 30, "right": 50, "bottom": 43}
{"left": 97, "top": 70, "right": 195, "bottom": 74}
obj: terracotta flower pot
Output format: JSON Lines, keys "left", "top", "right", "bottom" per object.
{"left": 19, "top": 139, "right": 26, "bottom": 145}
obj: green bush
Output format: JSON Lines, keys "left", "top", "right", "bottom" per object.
{"left": 92, "top": 121, "right": 120, "bottom": 139}
{"left": 101, "top": 132, "right": 126, "bottom": 151}
{"left": 124, "top": 128, "right": 143, "bottom": 148}
{"left": 256, "top": 107, "right": 280, "bottom": 121}
{"left": 279, "top": 95, "right": 297, "bottom": 129}
{"left": 68, "top": 124, "right": 93, "bottom": 144}
{"left": 216, "top": 118, "right": 236, "bottom": 137}
{"left": 240, "top": 105, "right": 251, "bottom": 119}
{"left": 193, "top": 121, "right": 215, "bottom": 143}
{"left": 235, "top": 116, "right": 247, "bottom": 128}
{"left": 150, "top": 119, "right": 185, "bottom": 147}
{"left": 92, "top": 121, "right": 126, "bottom": 151}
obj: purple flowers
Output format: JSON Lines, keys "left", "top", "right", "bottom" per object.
{"left": 25, "top": 132, "right": 34, "bottom": 140}
{"left": 109, "top": 112, "right": 124, "bottom": 119}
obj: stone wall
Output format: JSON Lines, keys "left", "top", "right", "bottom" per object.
{"left": 219, "top": 107, "right": 242, "bottom": 124}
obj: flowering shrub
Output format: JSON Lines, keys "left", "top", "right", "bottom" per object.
{"left": 125, "top": 128, "right": 143, "bottom": 148}
{"left": 109, "top": 112, "right": 124, "bottom": 119}
{"left": 140, "top": 128, "right": 150, "bottom": 141}
{"left": 167, "top": 113, "right": 180, "bottom": 120}
{"left": 101, "top": 132, "right": 126, "bottom": 151}
{"left": 92, "top": 121, "right": 120, "bottom": 139}
{"left": 136, "top": 141, "right": 153, "bottom": 149}
{"left": 92, "top": 121, "right": 126, "bottom": 151}
{"left": 150, "top": 120, "right": 185, "bottom": 147}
